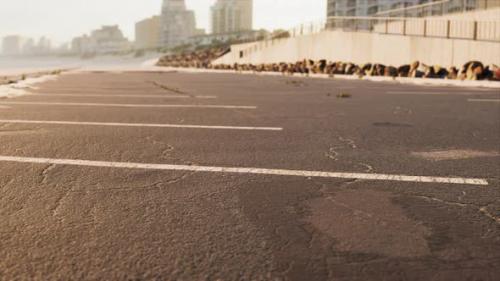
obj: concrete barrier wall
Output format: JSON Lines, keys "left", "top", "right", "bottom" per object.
{"left": 215, "top": 8, "right": 500, "bottom": 67}
{"left": 214, "top": 30, "right": 500, "bottom": 67}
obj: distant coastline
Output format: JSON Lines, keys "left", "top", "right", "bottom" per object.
{"left": 0, "top": 53, "right": 163, "bottom": 78}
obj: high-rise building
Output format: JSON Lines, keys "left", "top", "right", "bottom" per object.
{"left": 135, "top": 16, "right": 161, "bottom": 49}
{"left": 160, "top": 0, "right": 196, "bottom": 48}
{"left": 37, "top": 37, "right": 52, "bottom": 53}
{"left": 90, "top": 25, "right": 130, "bottom": 53}
{"left": 2, "top": 36, "right": 56, "bottom": 56}
{"left": 71, "top": 25, "right": 130, "bottom": 54}
{"left": 71, "top": 35, "right": 90, "bottom": 54}
{"left": 22, "top": 38, "right": 36, "bottom": 54}
{"left": 1, "top": 36, "right": 24, "bottom": 56}
{"left": 211, "top": 0, "right": 253, "bottom": 35}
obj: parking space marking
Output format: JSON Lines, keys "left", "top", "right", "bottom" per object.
{"left": 31, "top": 94, "right": 217, "bottom": 99}
{"left": 468, "top": 99, "right": 500, "bottom": 103}
{"left": 0, "top": 101, "right": 256, "bottom": 109}
{"left": 0, "top": 155, "right": 488, "bottom": 186}
{"left": 387, "top": 91, "right": 455, "bottom": 95}
{"left": 387, "top": 91, "right": 495, "bottom": 95}
{"left": 0, "top": 119, "right": 283, "bottom": 131}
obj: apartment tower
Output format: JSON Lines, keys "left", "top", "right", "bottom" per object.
{"left": 211, "top": 0, "right": 253, "bottom": 34}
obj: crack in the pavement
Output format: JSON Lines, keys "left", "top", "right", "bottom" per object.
{"left": 325, "top": 147, "right": 339, "bottom": 161}
{"left": 51, "top": 186, "right": 70, "bottom": 219}
{"left": 89, "top": 204, "right": 99, "bottom": 227}
{"left": 457, "top": 191, "right": 467, "bottom": 201}
{"left": 393, "top": 106, "right": 413, "bottom": 115}
{"left": 0, "top": 178, "right": 15, "bottom": 191}
{"left": 164, "top": 171, "right": 196, "bottom": 185}
{"left": 413, "top": 195, "right": 469, "bottom": 207}
{"left": 413, "top": 195, "right": 500, "bottom": 225}
{"left": 145, "top": 136, "right": 179, "bottom": 161}
{"left": 337, "top": 178, "right": 363, "bottom": 188}
{"left": 325, "top": 136, "right": 358, "bottom": 161}
{"left": 338, "top": 136, "right": 357, "bottom": 149}
{"left": 358, "top": 163, "right": 374, "bottom": 173}
{"left": 70, "top": 171, "right": 197, "bottom": 193}
{"left": 314, "top": 179, "right": 363, "bottom": 196}
{"left": 161, "top": 145, "right": 175, "bottom": 160}
{"left": 148, "top": 80, "right": 191, "bottom": 96}
{"left": 40, "top": 164, "right": 57, "bottom": 184}
{"left": 479, "top": 207, "right": 500, "bottom": 224}
{"left": 276, "top": 261, "right": 294, "bottom": 276}
{"left": 75, "top": 181, "right": 163, "bottom": 193}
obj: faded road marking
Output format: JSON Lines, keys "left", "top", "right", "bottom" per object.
{"left": 32, "top": 94, "right": 217, "bottom": 99}
{"left": 0, "top": 156, "right": 489, "bottom": 186}
{"left": 468, "top": 99, "right": 500, "bottom": 103}
{"left": 0, "top": 101, "right": 256, "bottom": 109}
{"left": 0, "top": 120, "right": 283, "bottom": 131}
{"left": 0, "top": 129, "right": 46, "bottom": 136}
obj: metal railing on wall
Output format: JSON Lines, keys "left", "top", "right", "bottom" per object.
{"left": 239, "top": 0, "right": 500, "bottom": 58}
{"left": 326, "top": 16, "right": 500, "bottom": 42}
{"left": 375, "top": 0, "right": 500, "bottom": 17}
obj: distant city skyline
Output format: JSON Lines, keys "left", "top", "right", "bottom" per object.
{"left": 0, "top": 0, "right": 326, "bottom": 45}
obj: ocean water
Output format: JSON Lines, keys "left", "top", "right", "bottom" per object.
{"left": 0, "top": 56, "right": 82, "bottom": 76}
{"left": 0, "top": 54, "right": 161, "bottom": 76}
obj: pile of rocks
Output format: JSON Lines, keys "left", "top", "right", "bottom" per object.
{"left": 156, "top": 48, "right": 230, "bottom": 69}
{"left": 157, "top": 51, "right": 500, "bottom": 81}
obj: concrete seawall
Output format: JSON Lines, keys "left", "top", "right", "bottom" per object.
{"left": 215, "top": 29, "right": 500, "bottom": 67}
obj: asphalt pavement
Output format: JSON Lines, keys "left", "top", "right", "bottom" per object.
{"left": 0, "top": 71, "right": 499, "bottom": 281}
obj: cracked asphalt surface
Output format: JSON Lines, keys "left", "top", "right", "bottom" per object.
{"left": 0, "top": 71, "right": 499, "bottom": 281}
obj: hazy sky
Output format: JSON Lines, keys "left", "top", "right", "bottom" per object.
{"left": 0, "top": 0, "right": 326, "bottom": 45}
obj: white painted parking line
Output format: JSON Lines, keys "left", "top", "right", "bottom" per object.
{"left": 468, "top": 99, "right": 500, "bottom": 103}
{"left": 386, "top": 91, "right": 473, "bottom": 95}
{"left": 387, "top": 91, "right": 451, "bottom": 95}
{"left": 31, "top": 94, "right": 217, "bottom": 99}
{"left": 0, "top": 119, "right": 282, "bottom": 131}
{"left": 387, "top": 91, "right": 490, "bottom": 95}
{"left": 0, "top": 156, "right": 488, "bottom": 186}
{"left": 0, "top": 101, "right": 256, "bottom": 109}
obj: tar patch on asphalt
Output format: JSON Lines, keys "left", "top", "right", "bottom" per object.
{"left": 285, "top": 80, "right": 307, "bottom": 87}
{"left": 306, "top": 189, "right": 431, "bottom": 258}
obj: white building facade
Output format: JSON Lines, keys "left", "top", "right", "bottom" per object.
{"left": 160, "top": 0, "right": 196, "bottom": 48}
{"left": 327, "top": 0, "right": 487, "bottom": 18}
{"left": 327, "top": 0, "right": 421, "bottom": 17}
{"left": 71, "top": 25, "right": 130, "bottom": 55}
{"left": 211, "top": 0, "right": 253, "bottom": 35}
